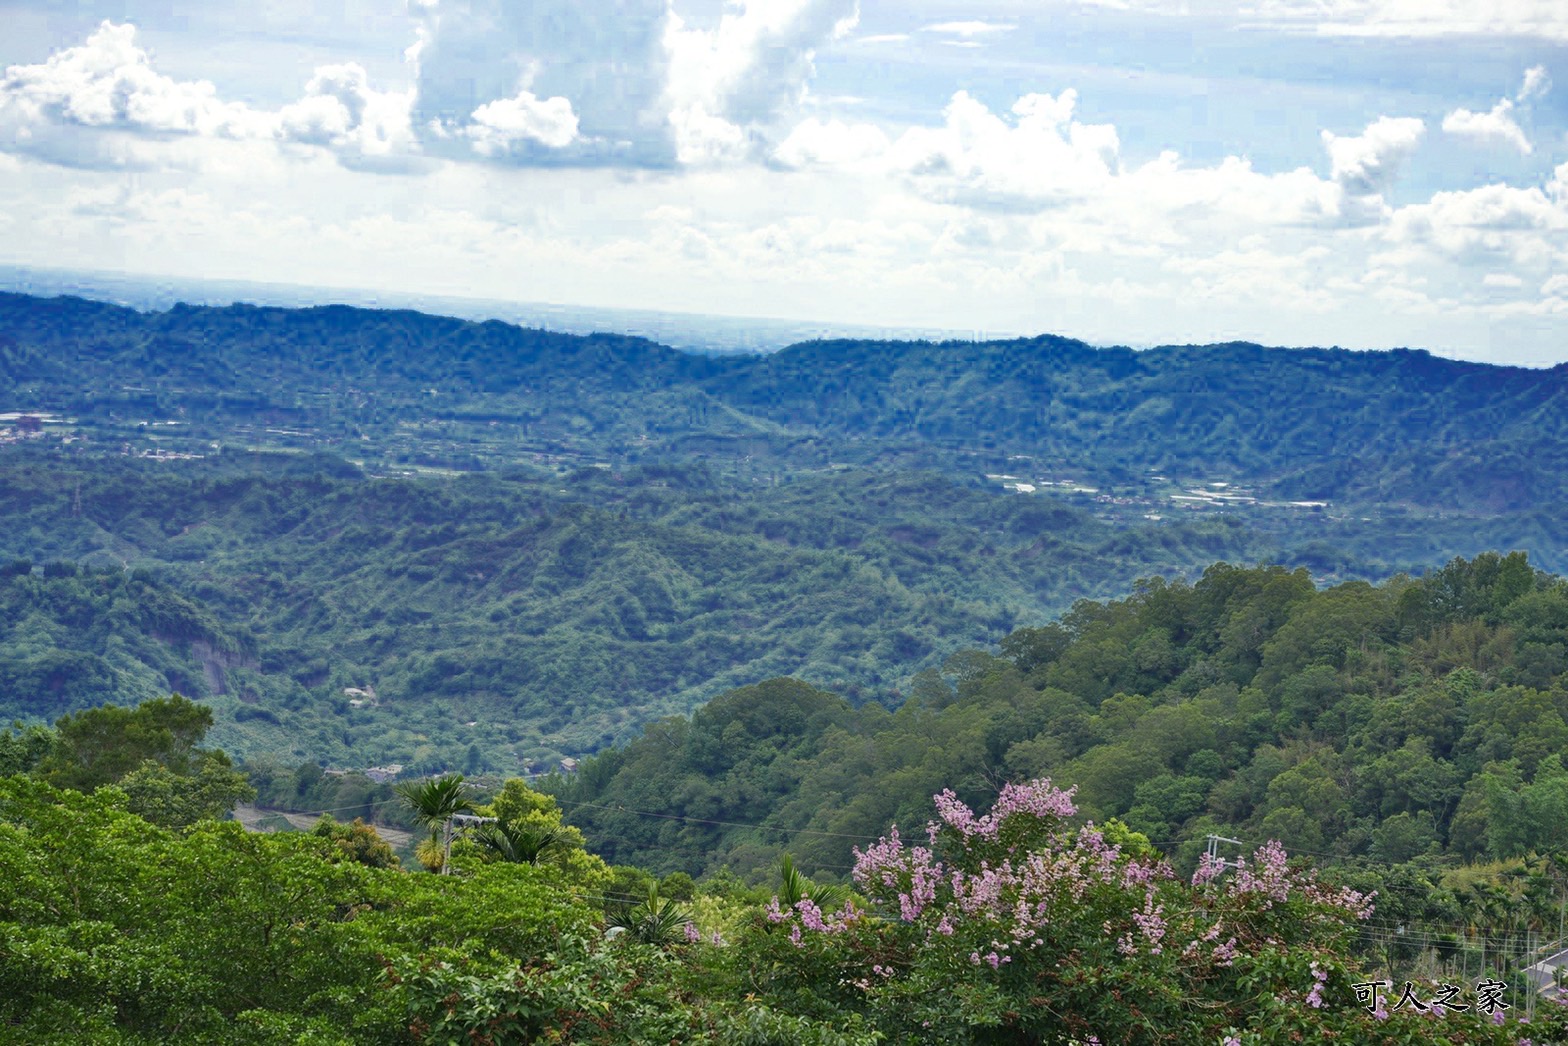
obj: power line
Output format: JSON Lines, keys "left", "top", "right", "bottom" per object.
{"left": 551, "top": 795, "right": 881, "bottom": 843}
{"left": 232, "top": 793, "right": 407, "bottom": 824}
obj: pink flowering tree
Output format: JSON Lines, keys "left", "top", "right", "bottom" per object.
{"left": 748, "top": 778, "right": 1567, "bottom": 1044}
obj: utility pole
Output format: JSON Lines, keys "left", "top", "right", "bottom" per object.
{"left": 441, "top": 813, "right": 497, "bottom": 875}
{"left": 1204, "top": 834, "right": 1246, "bottom": 876}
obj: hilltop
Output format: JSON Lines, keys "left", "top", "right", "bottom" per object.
{"left": 4, "top": 291, "right": 1567, "bottom": 513}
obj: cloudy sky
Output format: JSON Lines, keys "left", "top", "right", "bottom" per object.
{"left": 1, "top": 1, "right": 1566, "bottom": 364}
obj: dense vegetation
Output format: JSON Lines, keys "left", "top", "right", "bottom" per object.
{"left": 3, "top": 447, "right": 1563, "bottom": 772}
{"left": 0, "top": 454, "right": 1347, "bottom": 767}
{"left": 5, "top": 758, "right": 1566, "bottom": 1043}
{"left": 6, "top": 550, "right": 1568, "bottom": 1040}
{"left": 556, "top": 555, "right": 1568, "bottom": 889}
{"left": 0, "top": 558, "right": 247, "bottom": 719}
{"left": 4, "top": 290, "right": 1567, "bottom": 772}
{"left": 5, "top": 290, "right": 1568, "bottom": 512}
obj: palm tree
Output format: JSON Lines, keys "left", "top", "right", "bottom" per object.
{"left": 778, "top": 854, "right": 844, "bottom": 910}
{"left": 472, "top": 821, "right": 563, "bottom": 866}
{"left": 394, "top": 774, "right": 474, "bottom": 875}
{"left": 606, "top": 883, "right": 689, "bottom": 947}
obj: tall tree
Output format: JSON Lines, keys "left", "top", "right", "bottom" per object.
{"left": 395, "top": 773, "right": 474, "bottom": 874}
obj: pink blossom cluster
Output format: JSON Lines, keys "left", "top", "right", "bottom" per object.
{"left": 767, "top": 894, "right": 861, "bottom": 947}
{"left": 851, "top": 825, "right": 945, "bottom": 923}
{"left": 1120, "top": 888, "right": 1167, "bottom": 956}
{"left": 1182, "top": 918, "right": 1239, "bottom": 967}
{"left": 788, "top": 782, "right": 1379, "bottom": 998}
{"left": 1190, "top": 851, "right": 1226, "bottom": 887}
{"left": 1227, "top": 840, "right": 1375, "bottom": 921}
{"left": 1305, "top": 962, "right": 1327, "bottom": 1008}
{"left": 846, "top": 785, "right": 1183, "bottom": 963}
{"left": 1230, "top": 840, "right": 1292, "bottom": 906}
{"left": 928, "top": 778, "right": 1078, "bottom": 846}
{"left": 853, "top": 825, "right": 911, "bottom": 890}
{"left": 969, "top": 949, "right": 1012, "bottom": 968}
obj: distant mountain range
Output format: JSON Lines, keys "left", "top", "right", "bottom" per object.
{"left": 0, "top": 264, "right": 996, "bottom": 356}
{"left": 2, "top": 289, "right": 1565, "bottom": 514}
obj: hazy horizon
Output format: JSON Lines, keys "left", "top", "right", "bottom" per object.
{"left": 2, "top": 3, "right": 1565, "bottom": 366}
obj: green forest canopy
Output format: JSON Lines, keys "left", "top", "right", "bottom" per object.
{"left": 554, "top": 553, "right": 1568, "bottom": 885}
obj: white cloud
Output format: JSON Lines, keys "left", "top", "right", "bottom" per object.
{"left": 667, "top": 103, "right": 751, "bottom": 165}
{"left": 466, "top": 91, "right": 580, "bottom": 155}
{"left": 920, "top": 21, "right": 1017, "bottom": 37}
{"left": 665, "top": 0, "right": 860, "bottom": 165}
{"left": 1320, "top": 115, "right": 1424, "bottom": 223}
{"left": 277, "top": 64, "right": 421, "bottom": 170}
{"left": 1443, "top": 97, "right": 1532, "bottom": 154}
{"left": 406, "top": 0, "right": 858, "bottom": 168}
{"left": 1518, "top": 65, "right": 1551, "bottom": 101}
{"left": 3, "top": 9, "right": 1566, "bottom": 363}
{"left": 1115, "top": 151, "right": 1335, "bottom": 229}
{"left": 1247, "top": 0, "right": 1568, "bottom": 41}
{"left": 0, "top": 20, "right": 274, "bottom": 164}
{"left": 1384, "top": 180, "right": 1568, "bottom": 267}
{"left": 5, "top": 4, "right": 863, "bottom": 173}
{"left": 409, "top": 0, "right": 675, "bottom": 166}
{"left": 1030, "top": 0, "right": 1568, "bottom": 39}
{"left": 773, "top": 116, "right": 891, "bottom": 167}
{"left": 886, "top": 90, "right": 1120, "bottom": 210}
{"left": 777, "top": 92, "right": 1389, "bottom": 242}
{"left": 0, "top": 22, "right": 421, "bottom": 172}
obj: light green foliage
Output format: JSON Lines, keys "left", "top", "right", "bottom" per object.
{"left": 0, "top": 720, "right": 54, "bottom": 775}
{"left": 0, "top": 773, "right": 612, "bottom": 1042}
{"left": 605, "top": 882, "right": 690, "bottom": 946}
{"left": 119, "top": 751, "right": 256, "bottom": 829}
{"left": 309, "top": 814, "right": 400, "bottom": 869}
{"left": 26, "top": 693, "right": 257, "bottom": 828}
{"left": 468, "top": 778, "right": 609, "bottom": 887}
{"left": 395, "top": 773, "right": 474, "bottom": 873}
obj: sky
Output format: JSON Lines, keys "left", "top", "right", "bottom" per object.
{"left": 1, "top": 1, "right": 1566, "bottom": 365}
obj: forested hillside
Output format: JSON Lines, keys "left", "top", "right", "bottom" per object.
{"left": 5, "top": 291, "right": 1568, "bottom": 512}
{"left": 0, "top": 561, "right": 250, "bottom": 720}
{"left": 5, "top": 674, "right": 1567, "bottom": 1044}
{"left": 556, "top": 554, "right": 1568, "bottom": 887}
{"left": 0, "top": 455, "right": 1298, "bottom": 766}
{"left": 712, "top": 336, "right": 1568, "bottom": 511}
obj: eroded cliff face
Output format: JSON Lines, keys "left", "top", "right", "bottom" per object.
{"left": 187, "top": 638, "right": 258, "bottom": 697}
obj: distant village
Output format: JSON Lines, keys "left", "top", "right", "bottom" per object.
{"left": 985, "top": 467, "right": 1329, "bottom": 520}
